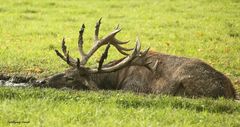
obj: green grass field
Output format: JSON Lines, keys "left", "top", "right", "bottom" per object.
{"left": 0, "top": 0, "right": 240, "bottom": 126}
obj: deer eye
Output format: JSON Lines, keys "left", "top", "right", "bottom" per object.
{"left": 65, "top": 77, "right": 74, "bottom": 81}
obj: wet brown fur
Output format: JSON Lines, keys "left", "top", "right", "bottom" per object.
{"left": 42, "top": 51, "right": 236, "bottom": 99}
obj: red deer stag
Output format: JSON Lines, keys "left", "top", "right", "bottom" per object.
{"left": 37, "top": 19, "right": 236, "bottom": 99}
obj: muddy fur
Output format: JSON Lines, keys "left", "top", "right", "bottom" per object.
{"left": 38, "top": 51, "right": 236, "bottom": 99}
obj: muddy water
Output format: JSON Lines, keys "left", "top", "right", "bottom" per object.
{"left": 0, "top": 75, "right": 36, "bottom": 87}
{"left": 0, "top": 80, "right": 30, "bottom": 87}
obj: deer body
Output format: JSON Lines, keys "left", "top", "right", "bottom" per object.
{"left": 101, "top": 52, "right": 234, "bottom": 98}
{"left": 43, "top": 51, "right": 235, "bottom": 98}
{"left": 38, "top": 19, "right": 236, "bottom": 99}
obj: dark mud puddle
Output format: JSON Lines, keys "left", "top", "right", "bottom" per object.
{"left": 0, "top": 74, "right": 36, "bottom": 87}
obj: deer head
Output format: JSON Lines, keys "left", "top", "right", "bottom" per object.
{"left": 37, "top": 18, "right": 151, "bottom": 89}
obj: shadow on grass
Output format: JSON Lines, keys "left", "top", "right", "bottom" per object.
{"left": 0, "top": 87, "right": 239, "bottom": 114}
{"left": 116, "top": 96, "right": 240, "bottom": 114}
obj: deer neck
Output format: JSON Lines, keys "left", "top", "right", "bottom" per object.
{"left": 89, "top": 70, "right": 120, "bottom": 90}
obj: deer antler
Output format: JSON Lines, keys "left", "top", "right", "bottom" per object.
{"left": 55, "top": 18, "right": 150, "bottom": 74}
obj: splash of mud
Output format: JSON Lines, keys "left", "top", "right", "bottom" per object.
{"left": 0, "top": 74, "right": 36, "bottom": 87}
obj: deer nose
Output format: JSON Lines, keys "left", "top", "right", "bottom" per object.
{"left": 35, "top": 79, "right": 47, "bottom": 87}
{"left": 36, "top": 79, "right": 46, "bottom": 84}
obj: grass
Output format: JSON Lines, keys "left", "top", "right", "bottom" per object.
{"left": 0, "top": 87, "right": 240, "bottom": 127}
{"left": 0, "top": 0, "right": 240, "bottom": 126}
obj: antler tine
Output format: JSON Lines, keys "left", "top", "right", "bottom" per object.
{"left": 98, "top": 43, "right": 111, "bottom": 71}
{"left": 66, "top": 51, "right": 70, "bottom": 64}
{"left": 86, "top": 39, "right": 142, "bottom": 73}
{"left": 55, "top": 49, "right": 65, "bottom": 61}
{"left": 113, "top": 25, "right": 129, "bottom": 45}
{"left": 106, "top": 39, "right": 141, "bottom": 72}
{"left": 61, "top": 38, "right": 77, "bottom": 64}
{"left": 76, "top": 58, "right": 80, "bottom": 68}
{"left": 78, "top": 24, "right": 86, "bottom": 59}
{"left": 55, "top": 50, "right": 76, "bottom": 67}
{"left": 61, "top": 38, "right": 67, "bottom": 54}
{"left": 111, "top": 41, "right": 133, "bottom": 55}
{"left": 95, "top": 17, "right": 102, "bottom": 42}
{"left": 141, "top": 47, "right": 150, "bottom": 56}
{"left": 101, "top": 29, "right": 133, "bottom": 56}
{"left": 80, "top": 28, "right": 122, "bottom": 65}
{"left": 134, "top": 37, "right": 141, "bottom": 53}
{"left": 99, "top": 28, "right": 122, "bottom": 44}
{"left": 115, "top": 24, "right": 120, "bottom": 30}
{"left": 112, "top": 38, "right": 129, "bottom": 45}
{"left": 112, "top": 25, "right": 130, "bottom": 44}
